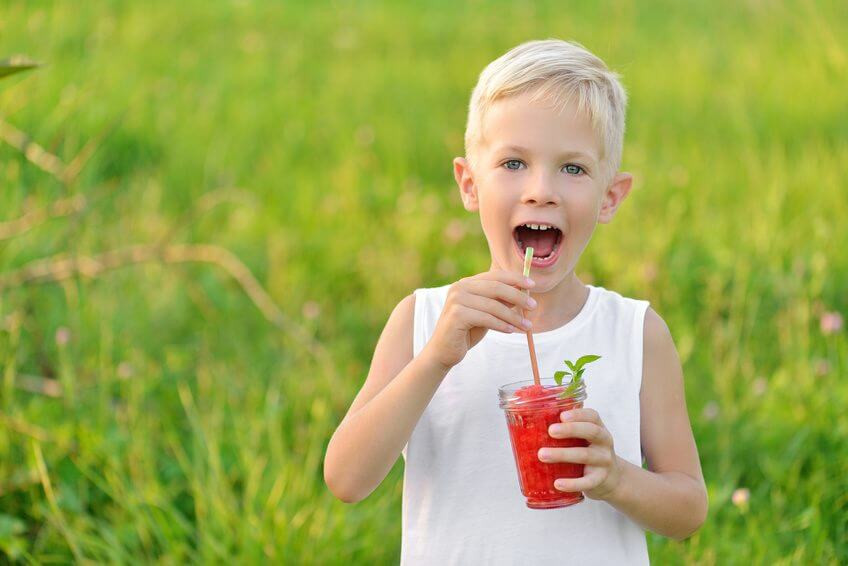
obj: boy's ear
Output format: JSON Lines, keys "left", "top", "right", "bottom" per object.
{"left": 453, "top": 157, "right": 479, "bottom": 212}
{"left": 598, "top": 172, "right": 633, "bottom": 224}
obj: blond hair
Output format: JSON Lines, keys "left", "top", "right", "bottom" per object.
{"left": 464, "top": 39, "right": 627, "bottom": 183}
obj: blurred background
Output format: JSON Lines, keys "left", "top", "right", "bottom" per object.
{"left": 1, "top": 0, "right": 846, "bottom": 563}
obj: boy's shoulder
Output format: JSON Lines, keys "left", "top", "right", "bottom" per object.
{"left": 414, "top": 283, "right": 452, "bottom": 294}
{"left": 588, "top": 286, "right": 676, "bottom": 348}
{"left": 596, "top": 286, "right": 676, "bottom": 363}
{"left": 585, "top": 284, "right": 652, "bottom": 324}
{"left": 589, "top": 287, "right": 678, "bottom": 378}
{"left": 643, "top": 305, "right": 674, "bottom": 354}
{"left": 589, "top": 284, "right": 648, "bottom": 306}
{"left": 411, "top": 283, "right": 452, "bottom": 306}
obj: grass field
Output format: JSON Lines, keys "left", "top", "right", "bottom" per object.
{"left": 1, "top": 0, "right": 846, "bottom": 563}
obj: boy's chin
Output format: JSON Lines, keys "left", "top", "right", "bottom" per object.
{"left": 528, "top": 271, "right": 566, "bottom": 291}
{"left": 528, "top": 259, "right": 578, "bottom": 289}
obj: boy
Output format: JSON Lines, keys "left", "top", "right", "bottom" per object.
{"left": 325, "top": 39, "right": 707, "bottom": 564}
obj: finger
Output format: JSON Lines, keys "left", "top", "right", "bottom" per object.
{"left": 455, "top": 305, "right": 518, "bottom": 334}
{"left": 561, "top": 408, "right": 603, "bottom": 426}
{"left": 538, "top": 446, "right": 611, "bottom": 466}
{"left": 554, "top": 474, "right": 602, "bottom": 493}
{"left": 461, "top": 293, "right": 532, "bottom": 331}
{"left": 449, "top": 280, "right": 510, "bottom": 311}
{"left": 471, "top": 269, "right": 536, "bottom": 290}
{"left": 463, "top": 279, "right": 536, "bottom": 311}
{"left": 548, "top": 422, "right": 611, "bottom": 445}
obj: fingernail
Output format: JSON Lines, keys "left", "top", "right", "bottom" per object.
{"left": 538, "top": 449, "right": 551, "bottom": 461}
{"left": 522, "top": 318, "right": 532, "bottom": 329}
{"left": 561, "top": 411, "right": 573, "bottom": 421}
{"left": 527, "top": 297, "right": 537, "bottom": 308}
{"left": 548, "top": 425, "right": 560, "bottom": 437}
{"left": 525, "top": 277, "right": 535, "bottom": 287}
{"left": 555, "top": 480, "right": 566, "bottom": 490}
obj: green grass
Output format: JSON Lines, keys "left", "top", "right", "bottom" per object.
{"left": 1, "top": 0, "right": 846, "bottom": 563}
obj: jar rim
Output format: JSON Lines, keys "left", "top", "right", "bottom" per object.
{"left": 498, "top": 377, "right": 587, "bottom": 408}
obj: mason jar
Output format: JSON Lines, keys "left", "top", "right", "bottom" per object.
{"left": 498, "top": 377, "right": 588, "bottom": 509}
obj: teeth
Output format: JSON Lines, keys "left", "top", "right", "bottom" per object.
{"left": 521, "top": 223, "right": 553, "bottom": 231}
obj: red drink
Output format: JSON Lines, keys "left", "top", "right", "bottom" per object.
{"left": 498, "top": 378, "right": 588, "bottom": 509}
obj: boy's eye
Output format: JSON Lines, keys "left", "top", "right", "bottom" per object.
{"left": 502, "top": 160, "right": 585, "bottom": 175}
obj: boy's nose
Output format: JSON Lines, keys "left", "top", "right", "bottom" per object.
{"left": 521, "top": 176, "right": 560, "bottom": 205}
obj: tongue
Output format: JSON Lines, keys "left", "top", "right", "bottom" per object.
{"left": 516, "top": 226, "right": 557, "bottom": 257}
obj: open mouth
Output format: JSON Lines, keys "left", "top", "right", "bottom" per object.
{"left": 513, "top": 223, "right": 563, "bottom": 268}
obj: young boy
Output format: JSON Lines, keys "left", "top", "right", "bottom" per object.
{"left": 325, "top": 39, "right": 707, "bottom": 564}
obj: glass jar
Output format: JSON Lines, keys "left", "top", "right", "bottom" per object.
{"left": 498, "top": 377, "right": 588, "bottom": 509}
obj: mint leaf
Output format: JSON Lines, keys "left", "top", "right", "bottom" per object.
{"left": 574, "top": 355, "right": 601, "bottom": 371}
{"left": 555, "top": 355, "right": 601, "bottom": 399}
{"left": 560, "top": 379, "right": 579, "bottom": 398}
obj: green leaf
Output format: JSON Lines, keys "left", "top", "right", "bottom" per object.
{"left": 0, "top": 55, "right": 41, "bottom": 80}
{"left": 558, "top": 379, "right": 579, "bottom": 399}
{"left": 556, "top": 355, "right": 601, "bottom": 399}
{"left": 574, "top": 354, "right": 601, "bottom": 370}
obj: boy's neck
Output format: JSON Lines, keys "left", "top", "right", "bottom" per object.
{"left": 491, "top": 265, "right": 590, "bottom": 334}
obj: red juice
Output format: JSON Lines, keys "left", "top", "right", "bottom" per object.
{"left": 498, "top": 378, "right": 588, "bottom": 509}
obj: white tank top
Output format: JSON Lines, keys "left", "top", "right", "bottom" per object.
{"left": 401, "top": 283, "right": 651, "bottom": 565}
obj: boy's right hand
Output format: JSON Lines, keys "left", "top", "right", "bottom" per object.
{"left": 422, "top": 270, "right": 537, "bottom": 372}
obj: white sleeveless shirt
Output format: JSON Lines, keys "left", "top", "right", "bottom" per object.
{"left": 401, "top": 283, "right": 651, "bottom": 565}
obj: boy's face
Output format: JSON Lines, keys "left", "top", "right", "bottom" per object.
{"left": 453, "top": 91, "right": 632, "bottom": 291}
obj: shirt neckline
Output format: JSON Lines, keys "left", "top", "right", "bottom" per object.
{"left": 486, "top": 284, "right": 601, "bottom": 344}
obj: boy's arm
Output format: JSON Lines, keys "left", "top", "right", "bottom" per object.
{"left": 605, "top": 307, "right": 708, "bottom": 539}
{"left": 326, "top": 271, "right": 533, "bottom": 504}
{"left": 323, "top": 293, "right": 450, "bottom": 504}
{"left": 543, "top": 307, "right": 707, "bottom": 539}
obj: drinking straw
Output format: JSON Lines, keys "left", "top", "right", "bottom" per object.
{"left": 521, "top": 247, "right": 541, "bottom": 386}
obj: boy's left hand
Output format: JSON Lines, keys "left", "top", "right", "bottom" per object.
{"left": 539, "top": 408, "right": 622, "bottom": 500}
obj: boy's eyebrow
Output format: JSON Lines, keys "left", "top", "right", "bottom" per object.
{"left": 495, "top": 144, "right": 598, "bottom": 163}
